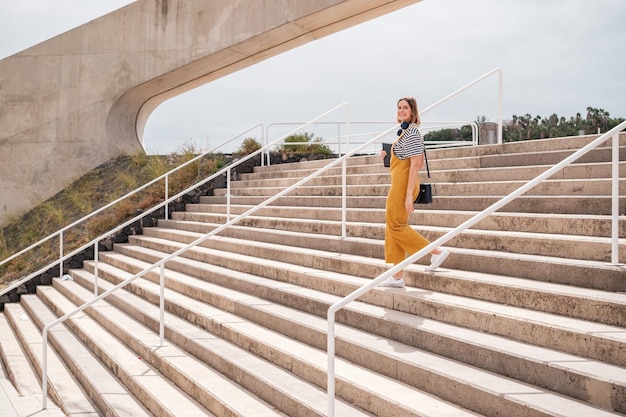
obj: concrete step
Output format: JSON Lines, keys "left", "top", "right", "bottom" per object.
{"left": 104, "top": 239, "right": 626, "bottom": 364}
{"left": 234, "top": 162, "right": 626, "bottom": 189}
{"left": 145, "top": 221, "right": 626, "bottom": 291}
{"left": 468, "top": 146, "right": 626, "bottom": 169}
{"left": 248, "top": 134, "right": 626, "bottom": 177}
{"left": 62, "top": 271, "right": 480, "bottom": 417}
{"left": 247, "top": 139, "right": 626, "bottom": 178}
{"left": 0, "top": 313, "right": 42, "bottom": 399}
{"left": 0, "top": 352, "right": 65, "bottom": 417}
{"left": 177, "top": 205, "right": 625, "bottom": 238}
{"left": 431, "top": 161, "right": 626, "bottom": 183}
{"left": 424, "top": 134, "right": 626, "bottom": 160}
{"left": 160, "top": 215, "right": 625, "bottom": 264}
{"left": 214, "top": 179, "right": 626, "bottom": 198}
{"left": 226, "top": 135, "right": 626, "bottom": 217}
{"left": 76, "top": 254, "right": 626, "bottom": 415}
{"left": 19, "top": 294, "right": 161, "bottom": 417}
{"left": 423, "top": 147, "right": 626, "bottom": 171}
{"left": 2, "top": 302, "right": 100, "bottom": 416}
{"left": 38, "top": 281, "right": 285, "bottom": 417}
{"left": 199, "top": 193, "right": 626, "bottom": 215}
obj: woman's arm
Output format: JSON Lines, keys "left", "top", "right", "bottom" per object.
{"left": 404, "top": 154, "right": 423, "bottom": 213}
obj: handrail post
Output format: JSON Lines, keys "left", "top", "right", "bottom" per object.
{"left": 159, "top": 263, "right": 166, "bottom": 346}
{"left": 337, "top": 123, "right": 342, "bottom": 158}
{"left": 341, "top": 158, "right": 347, "bottom": 238}
{"left": 165, "top": 175, "right": 169, "bottom": 220}
{"left": 327, "top": 308, "right": 336, "bottom": 417}
{"left": 341, "top": 107, "right": 349, "bottom": 238}
{"left": 611, "top": 133, "right": 621, "bottom": 265}
{"left": 498, "top": 69, "right": 503, "bottom": 144}
{"left": 264, "top": 124, "right": 271, "bottom": 167}
{"left": 93, "top": 241, "right": 99, "bottom": 297}
{"left": 59, "top": 231, "right": 63, "bottom": 279}
{"left": 227, "top": 167, "right": 232, "bottom": 221}
{"left": 42, "top": 330, "right": 48, "bottom": 408}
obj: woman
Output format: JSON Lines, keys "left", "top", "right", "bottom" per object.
{"left": 379, "top": 96, "right": 449, "bottom": 288}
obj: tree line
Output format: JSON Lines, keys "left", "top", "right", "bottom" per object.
{"left": 424, "top": 107, "right": 625, "bottom": 143}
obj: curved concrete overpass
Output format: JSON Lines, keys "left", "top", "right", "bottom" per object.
{"left": 0, "top": 0, "right": 421, "bottom": 226}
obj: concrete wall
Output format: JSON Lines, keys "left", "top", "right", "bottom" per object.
{"left": 0, "top": 0, "right": 420, "bottom": 227}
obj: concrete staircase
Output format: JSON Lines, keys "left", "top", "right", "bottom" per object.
{"left": 1, "top": 134, "right": 625, "bottom": 417}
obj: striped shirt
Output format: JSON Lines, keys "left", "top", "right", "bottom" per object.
{"left": 392, "top": 123, "right": 424, "bottom": 160}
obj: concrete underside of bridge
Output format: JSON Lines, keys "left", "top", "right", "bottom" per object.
{"left": 0, "top": 0, "right": 421, "bottom": 227}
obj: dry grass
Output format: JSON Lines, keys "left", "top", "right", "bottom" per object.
{"left": 0, "top": 148, "right": 222, "bottom": 290}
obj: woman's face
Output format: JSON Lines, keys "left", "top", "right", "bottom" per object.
{"left": 397, "top": 100, "right": 412, "bottom": 123}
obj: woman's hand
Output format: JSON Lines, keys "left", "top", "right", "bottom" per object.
{"left": 405, "top": 195, "right": 414, "bottom": 214}
{"left": 380, "top": 149, "right": 387, "bottom": 160}
{"left": 405, "top": 155, "right": 422, "bottom": 214}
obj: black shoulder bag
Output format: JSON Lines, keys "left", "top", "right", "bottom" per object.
{"left": 414, "top": 149, "right": 433, "bottom": 204}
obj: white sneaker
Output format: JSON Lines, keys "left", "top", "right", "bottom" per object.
{"left": 378, "top": 276, "right": 405, "bottom": 288}
{"left": 425, "top": 249, "right": 449, "bottom": 272}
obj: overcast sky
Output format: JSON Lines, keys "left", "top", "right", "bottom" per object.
{"left": 1, "top": 0, "right": 625, "bottom": 154}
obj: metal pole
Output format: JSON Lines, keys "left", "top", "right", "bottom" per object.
{"left": 611, "top": 133, "right": 621, "bottom": 265}
{"left": 160, "top": 263, "right": 166, "bottom": 346}
{"left": 94, "top": 242, "right": 99, "bottom": 297}
{"left": 227, "top": 168, "right": 232, "bottom": 221}
{"left": 342, "top": 158, "right": 347, "bottom": 239}
{"left": 327, "top": 309, "right": 336, "bottom": 417}
{"left": 498, "top": 70, "right": 503, "bottom": 144}
{"left": 336, "top": 123, "right": 342, "bottom": 157}
{"left": 165, "top": 175, "right": 169, "bottom": 220}
{"left": 59, "top": 232, "right": 63, "bottom": 278}
{"left": 41, "top": 331, "right": 48, "bottom": 408}
{"left": 341, "top": 107, "right": 349, "bottom": 238}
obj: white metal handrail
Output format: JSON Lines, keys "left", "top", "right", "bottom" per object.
{"left": 0, "top": 123, "right": 264, "bottom": 298}
{"left": 326, "top": 120, "right": 626, "bottom": 417}
{"left": 41, "top": 101, "right": 355, "bottom": 408}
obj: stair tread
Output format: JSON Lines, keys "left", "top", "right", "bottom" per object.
{"left": 147, "top": 221, "right": 619, "bottom": 263}
{"left": 19, "top": 294, "right": 166, "bottom": 417}
{"left": 0, "top": 313, "right": 42, "bottom": 398}
{"left": 101, "top": 242, "right": 624, "bottom": 378}
{"left": 0, "top": 369, "right": 66, "bottom": 417}
{"left": 88, "top": 249, "right": 626, "bottom": 383}
{"left": 64, "top": 272, "right": 449, "bottom": 417}
{"left": 73, "top": 261, "right": 624, "bottom": 416}
{"left": 124, "top": 232, "right": 626, "bottom": 326}
{"left": 31, "top": 289, "right": 218, "bottom": 417}
{"left": 161, "top": 216, "right": 624, "bottom": 265}
{"left": 167, "top": 215, "right": 621, "bottom": 243}
{"left": 141, "top": 223, "right": 626, "bottom": 291}
{"left": 3, "top": 303, "right": 99, "bottom": 416}
{"left": 47, "top": 278, "right": 292, "bottom": 417}
{"left": 135, "top": 230, "right": 626, "bottom": 305}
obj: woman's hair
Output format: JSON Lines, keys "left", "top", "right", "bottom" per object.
{"left": 397, "top": 96, "right": 421, "bottom": 126}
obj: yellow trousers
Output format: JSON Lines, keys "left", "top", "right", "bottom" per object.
{"left": 385, "top": 151, "right": 431, "bottom": 265}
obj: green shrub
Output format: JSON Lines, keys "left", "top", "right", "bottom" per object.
{"left": 279, "top": 132, "right": 332, "bottom": 155}
{"left": 235, "top": 137, "right": 262, "bottom": 157}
